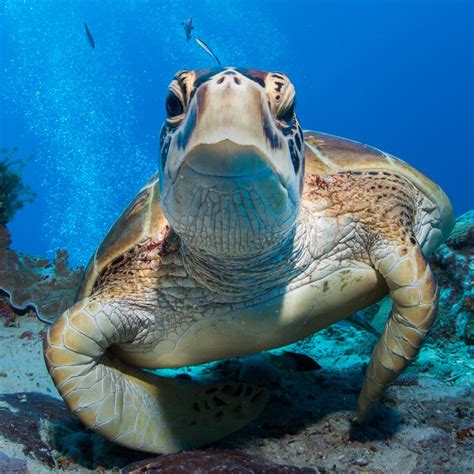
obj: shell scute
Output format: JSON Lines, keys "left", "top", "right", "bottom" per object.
{"left": 77, "top": 174, "right": 167, "bottom": 299}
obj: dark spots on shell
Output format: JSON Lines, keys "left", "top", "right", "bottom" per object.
{"left": 368, "top": 171, "right": 379, "bottom": 175}
{"left": 262, "top": 116, "right": 281, "bottom": 149}
{"left": 275, "top": 94, "right": 280, "bottom": 100}
{"left": 352, "top": 171, "right": 362, "bottom": 175}
{"left": 288, "top": 139, "right": 300, "bottom": 174}
{"left": 410, "top": 236, "right": 417, "bottom": 245}
{"left": 370, "top": 185, "right": 376, "bottom": 190}
{"left": 110, "top": 254, "right": 124, "bottom": 267}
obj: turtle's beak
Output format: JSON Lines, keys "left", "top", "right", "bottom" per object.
{"left": 183, "top": 141, "right": 274, "bottom": 179}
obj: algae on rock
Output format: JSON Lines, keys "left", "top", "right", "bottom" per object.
{"left": 0, "top": 147, "right": 35, "bottom": 225}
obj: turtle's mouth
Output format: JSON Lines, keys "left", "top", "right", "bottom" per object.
{"left": 171, "top": 140, "right": 280, "bottom": 185}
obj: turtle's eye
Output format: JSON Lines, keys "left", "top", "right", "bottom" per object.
{"left": 166, "top": 92, "right": 184, "bottom": 118}
{"left": 278, "top": 99, "right": 295, "bottom": 123}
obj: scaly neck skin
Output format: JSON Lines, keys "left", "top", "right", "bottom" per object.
{"left": 178, "top": 207, "right": 316, "bottom": 300}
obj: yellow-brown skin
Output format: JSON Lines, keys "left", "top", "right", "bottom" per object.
{"left": 44, "top": 68, "right": 453, "bottom": 454}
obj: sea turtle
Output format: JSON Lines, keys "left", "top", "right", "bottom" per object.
{"left": 44, "top": 67, "right": 454, "bottom": 454}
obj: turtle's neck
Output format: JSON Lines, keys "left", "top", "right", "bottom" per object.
{"left": 178, "top": 209, "right": 314, "bottom": 299}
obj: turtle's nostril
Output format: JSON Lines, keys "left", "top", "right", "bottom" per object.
{"left": 234, "top": 77, "right": 241, "bottom": 85}
{"left": 217, "top": 77, "right": 225, "bottom": 84}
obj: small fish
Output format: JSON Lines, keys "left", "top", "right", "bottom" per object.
{"left": 195, "top": 37, "right": 221, "bottom": 65}
{"left": 84, "top": 22, "right": 95, "bottom": 49}
{"left": 182, "top": 17, "right": 193, "bottom": 42}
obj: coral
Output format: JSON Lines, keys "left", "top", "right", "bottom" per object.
{"left": 0, "top": 147, "right": 35, "bottom": 225}
{"left": 429, "top": 210, "right": 474, "bottom": 344}
{"left": 121, "top": 449, "right": 317, "bottom": 473}
{"left": 0, "top": 225, "right": 84, "bottom": 323}
{"left": 0, "top": 392, "right": 74, "bottom": 466}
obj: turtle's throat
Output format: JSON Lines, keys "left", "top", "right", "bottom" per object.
{"left": 179, "top": 217, "right": 311, "bottom": 298}
{"left": 162, "top": 145, "right": 300, "bottom": 258}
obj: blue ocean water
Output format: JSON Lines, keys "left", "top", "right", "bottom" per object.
{"left": 0, "top": 0, "right": 472, "bottom": 266}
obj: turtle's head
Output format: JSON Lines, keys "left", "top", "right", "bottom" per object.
{"left": 159, "top": 67, "right": 305, "bottom": 257}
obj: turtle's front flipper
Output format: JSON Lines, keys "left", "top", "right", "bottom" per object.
{"left": 44, "top": 298, "right": 268, "bottom": 454}
{"left": 357, "top": 242, "right": 438, "bottom": 422}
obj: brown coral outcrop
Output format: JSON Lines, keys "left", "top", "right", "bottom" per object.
{"left": 0, "top": 224, "right": 83, "bottom": 323}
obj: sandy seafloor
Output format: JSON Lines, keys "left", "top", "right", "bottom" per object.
{"left": 0, "top": 304, "right": 472, "bottom": 473}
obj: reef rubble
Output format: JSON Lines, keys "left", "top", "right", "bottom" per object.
{"left": 0, "top": 211, "right": 472, "bottom": 473}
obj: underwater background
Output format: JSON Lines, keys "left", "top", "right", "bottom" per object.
{"left": 1, "top": 0, "right": 472, "bottom": 266}
{"left": 0, "top": 1, "right": 473, "bottom": 472}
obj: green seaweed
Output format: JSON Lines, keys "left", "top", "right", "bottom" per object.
{"left": 0, "top": 147, "right": 35, "bottom": 225}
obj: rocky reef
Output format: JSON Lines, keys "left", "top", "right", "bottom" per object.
{"left": 0, "top": 210, "right": 472, "bottom": 472}
{"left": 0, "top": 224, "right": 83, "bottom": 325}
{"left": 429, "top": 210, "right": 474, "bottom": 345}
{"left": 0, "top": 148, "right": 83, "bottom": 325}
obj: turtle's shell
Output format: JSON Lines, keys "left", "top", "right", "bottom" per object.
{"left": 76, "top": 173, "right": 167, "bottom": 300}
{"left": 77, "top": 131, "right": 453, "bottom": 300}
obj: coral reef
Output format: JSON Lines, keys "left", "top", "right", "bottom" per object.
{"left": 429, "top": 210, "right": 474, "bottom": 344}
{"left": 353, "top": 210, "right": 474, "bottom": 346}
{"left": 0, "top": 147, "right": 35, "bottom": 225}
{"left": 0, "top": 225, "right": 84, "bottom": 324}
{"left": 0, "top": 146, "right": 83, "bottom": 324}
